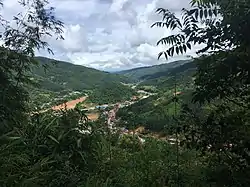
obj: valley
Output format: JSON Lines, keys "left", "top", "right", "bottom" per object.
{"left": 45, "top": 83, "right": 155, "bottom": 123}
{"left": 30, "top": 57, "right": 194, "bottom": 144}
{"left": 2, "top": 1, "right": 249, "bottom": 186}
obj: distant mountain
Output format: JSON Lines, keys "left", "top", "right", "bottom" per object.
{"left": 117, "top": 60, "right": 190, "bottom": 81}
{"left": 141, "top": 61, "right": 197, "bottom": 91}
{"left": 31, "top": 57, "right": 134, "bottom": 93}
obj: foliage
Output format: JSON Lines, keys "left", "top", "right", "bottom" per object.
{"left": 141, "top": 61, "right": 196, "bottom": 91}
{"left": 88, "top": 82, "right": 136, "bottom": 104}
{"left": 136, "top": 85, "right": 158, "bottom": 93}
{"left": 154, "top": 0, "right": 250, "bottom": 186}
{"left": 118, "top": 59, "right": 189, "bottom": 80}
{"left": 31, "top": 57, "right": 133, "bottom": 92}
{"left": 117, "top": 93, "right": 186, "bottom": 133}
{"left": 0, "top": 0, "right": 63, "bottom": 133}
{"left": 1, "top": 108, "right": 210, "bottom": 187}
{"left": 2, "top": 0, "right": 250, "bottom": 186}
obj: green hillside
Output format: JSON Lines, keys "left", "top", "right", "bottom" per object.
{"left": 32, "top": 57, "right": 133, "bottom": 92}
{"left": 117, "top": 61, "right": 197, "bottom": 133}
{"left": 141, "top": 61, "right": 196, "bottom": 91}
{"left": 88, "top": 82, "right": 136, "bottom": 104}
{"left": 28, "top": 57, "right": 135, "bottom": 108}
{"left": 118, "top": 60, "right": 190, "bottom": 80}
{"left": 117, "top": 91, "right": 193, "bottom": 133}
{"left": 29, "top": 57, "right": 196, "bottom": 110}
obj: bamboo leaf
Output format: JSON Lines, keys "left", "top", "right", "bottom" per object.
{"left": 47, "top": 135, "right": 59, "bottom": 144}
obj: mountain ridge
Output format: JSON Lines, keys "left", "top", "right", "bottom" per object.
{"left": 117, "top": 60, "right": 191, "bottom": 81}
{"left": 31, "top": 56, "right": 134, "bottom": 93}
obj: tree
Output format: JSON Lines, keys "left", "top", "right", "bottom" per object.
{"left": 153, "top": 0, "right": 250, "bottom": 186}
{"left": 0, "top": 0, "right": 64, "bottom": 185}
{"left": 0, "top": 0, "right": 63, "bottom": 131}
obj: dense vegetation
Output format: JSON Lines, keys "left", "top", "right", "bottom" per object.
{"left": 117, "top": 90, "right": 193, "bottom": 133}
{"left": 118, "top": 59, "right": 189, "bottom": 80}
{"left": 1, "top": 0, "right": 250, "bottom": 186}
{"left": 141, "top": 61, "right": 196, "bottom": 91}
{"left": 118, "top": 59, "right": 195, "bottom": 92}
{"left": 152, "top": 0, "right": 250, "bottom": 185}
{"left": 28, "top": 57, "right": 136, "bottom": 108}
{"left": 32, "top": 57, "right": 133, "bottom": 92}
{"left": 88, "top": 82, "right": 136, "bottom": 104}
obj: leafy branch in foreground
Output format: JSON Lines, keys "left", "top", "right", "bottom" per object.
{"left": 0, "top": 0, "right": 64, "bottom": 129}
{"left": 154, "top": 0, "right": 250, "bottom": 186}
{"left": 152, "top": 1, "right": 221, "bottom": 59}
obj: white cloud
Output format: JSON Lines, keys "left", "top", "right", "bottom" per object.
{"left": 61, "top": 24, "right": 88, "bottom": 52}
{"left": 1, "top": 0, "right": 198, "bottom": 71}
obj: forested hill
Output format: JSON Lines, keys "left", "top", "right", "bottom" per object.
{"left": 31, "top": 57, "right": 195, "bottom": 94}
{"left": 117, "top": 59, "right": 190, "bottom": 81}
{"left": 141, "top": 60, "right": 196, "bottom": 91}
{"left": 31, "top": 57, "right": 134, "bottom": 92}
{"left": 117, "top": 59, "right": 196, "bottom": 91}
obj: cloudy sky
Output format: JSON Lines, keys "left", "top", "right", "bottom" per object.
{"left": 2, "top": 0, "right": 197, "bottom": 71}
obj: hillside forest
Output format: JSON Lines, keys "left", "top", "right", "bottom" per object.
{"left": 1, "top": 0, "right": 250, "bottom": 186}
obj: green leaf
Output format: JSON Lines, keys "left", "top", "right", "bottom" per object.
{"left": 187, "top": 43, "right": 191, "bottom": 49}
{"left": 184, "top": 17, "right": 190, "bottom": 26}
{"left": 167, "top": 49, "right": 171, "bottom": 56}
{"left": 179, "top": 45, "right": 183, "bottom": 54}
{"left": 189, "top": 9, "right": 196, "bottom": 15}
{"left": 170, "top": 20, "right": 175, "bottom": 30}
{"left": 213, "top": 9, "right": 217, "bottom": 17}
{"left": 164, "top": 51, "right": 168, "bottom": 60}
{"left": 183, "top": 44, "right": 187, "bottom": 52}
{"left": 204, "top": 9, "right": 208, "bottom": 18}
{"left": 200, "top": 9, "right": 204, "bottom": 19}
{"left": 208, "top": 9, "right": 212, "bottom": 17}
{"left": 47, "top": 135, "right": 59, "bottom": 144}
{"left": 7, "top": 136, "right": 21, "bottom": 140}
{"left": 170, "top": 47, "right": 174, "bottom": 56}
{"left": 172, "top": 23, "right": 177, "bottom": 30}
{"left": 176, "top": 46, "right": 179, "bottom": 54}
{"left": 157, "top": 52, "right": 163, "bottom": 59}
{"left": 195, "top": 9, "right": 199, "bottom": 20}
{"left": 151, "top": 22, "right": 163, "bottom": 28}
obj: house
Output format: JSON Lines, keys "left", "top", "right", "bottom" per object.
{"left": 95, "top": 104, "right": 109, "bottom": 110}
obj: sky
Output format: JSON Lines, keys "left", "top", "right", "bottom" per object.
{"left": 2, "top": 0, "right": 198, "bottom": 71}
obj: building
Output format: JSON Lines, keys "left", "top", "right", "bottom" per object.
{"left": 95, "top": 104, "right": 109, "bottom": 110}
